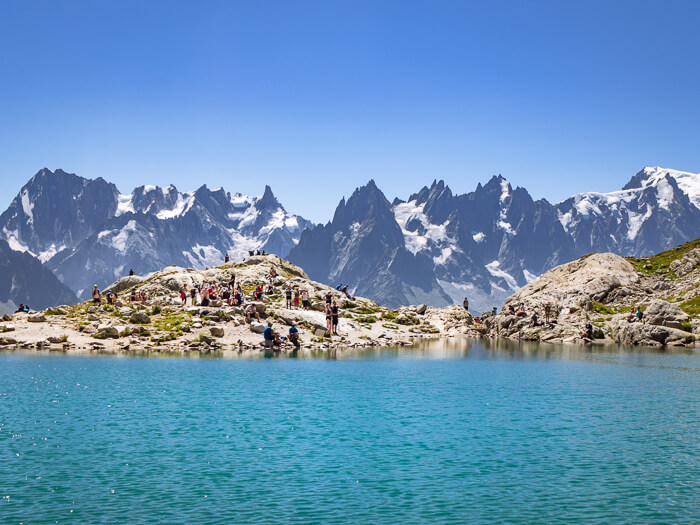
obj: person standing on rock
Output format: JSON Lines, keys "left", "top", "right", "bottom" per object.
{"left": 293, "top": 287, "right": 300, "bottom": 309}
{"left": 331, "top": 300, "right": 340, "bottom": 335}
{"left": 224, "top": 253, "right": 230, "bottom": 263}
{"left": 544, "top": 303, "right": 552, "bottom": 323}
{"left": 301, "top": 289, "right": 310, "bottom": 310}
{"left": 92, "top": 285, "right": 101, "bottom": 305}
{"left": 325, "top": 291, "right": 333, "bottom": 307}
{"left": 325, "top": 303, "right": 332, "bottom": 332}
{"left": 285, "top": 286, "right": 293, "bottom": 309}
{"left": 463, "top": 297, "right": 469, "bottom": 311}
{"left": 190, "top": 287, "right": 197, "bottom": 306}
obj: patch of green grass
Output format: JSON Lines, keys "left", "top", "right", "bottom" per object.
{"left": 680, "top": 321, "right": 693, "bottom": 333}
{"left": 679, "top": 296, "right": 700, "bottom": 317}
{"left": 409, "top": 326, "right": 440, "bottom": 334}
{"left": 590, "top": 302, "right": 616, "bottom": 315}
{"left": 627, "top": 238, "right": 700, "bottom": 278}
{"left": 360, "top": 316, "right": 378, "bottom": 324}
{"left": 381, "top": 323, "right": 399, "bottom": 330}
{"left": 153, "top": 312, "right": 192, "bottom": 332}
{"left": 353, "top": 305, "right": 381, "bottom": 315}
{"left": 45, "top": 308, "right": 66, "bottom": 316}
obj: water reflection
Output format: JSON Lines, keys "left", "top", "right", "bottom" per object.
{"left": 2, "top": 337, "right": 697, "bottom": 368}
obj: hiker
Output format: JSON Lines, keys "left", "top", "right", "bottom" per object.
{"left": 492, "top": 307, "right": 497, "bottom": 316}
{"left": 15, "top": 303, "right": 25, "bottom": 313}
{"left": 253, "top": 285, "right": 263, "bottom": 301}
{"left": 224, "top": 253, "right": 230, "bottom": 263}
{"left": 262, "top": 250, "right": 268, "bottom": 256}
{"left": 200, "top": 295, "right": 210, "bottom": 307}
{"left": 92, "top": 285, "right": 101, "bottom": 305}
{"left": 325, "top": 303, "right": 332, "bottom": 332}
{"left": 544, "top": 303, "right": 552, "bottom": 323}
{"left": 331, "top": 300, "right": 340, "bottom": 335}
{"left": 246, "top": 303, "right": 260, "bottom": 323}
{"left": 301, "top": 289, "right": 310, "bottom": 310}
{"left": 463, "top": 297, "right": 469, "bottom": 311}
{"left": 227, "top": 273, "right": 235, "bottom": 288}
{"left": 262, "top": 322, "right": 280, "bottom": 348}
{"left": 582, "top": 322, "right": 593, "bottom": 339}
{"left": 325, "top": 291, "right": 333, "bottom": 307}
{"left": 284, "top": 286, "right": 292, "bottom": 308}
{"left": 341, "top": 285, "right": 350, "bottom": 298}
{"left": 233, "top": 291, "right": 242, "bottom": 306}
{"left": 129, "top": 269, "right": 135, "bottom": 276}
{"left": 293, "top": 287, "right": 300, "bottom": 308}
{"left": 288, "top": 323, "right": 300, "bottom": 349}
{"left": 190, "top": 287, "right": 197, "bottom": 305}
{"left": 180, "top": 286, "right": 187, "bottom": 304}
{"left": 529, "top": 313, "right": 541, "bottom": 327}
{"left": 635, "top": 306, "right": 644, "bottom": 321}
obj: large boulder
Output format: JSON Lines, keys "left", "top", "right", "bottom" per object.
{"left": 103, "top": 275, "right": 145, "bottom": 295}
{"left": 643, "top": 300, "right": 691, "bottom": 331}
{"left": 97, "top": 325, "right": 119, "bottom": 338}
{"left": 613, "top": 321, "right": 695, "bottom": 346}
{"left": 504, "top": 253, "right": 640, "bottom": 319}
{"left": 28, "top": 313, "right": 46, "bottom": 323}
{"left": 209, "top": 326, "right": 224, "bottom": 338}
{"left": 129, "top": 311, "right": 151, "bottom": 324}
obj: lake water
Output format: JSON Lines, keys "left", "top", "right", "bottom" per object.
{"left": 1, "top": 339, "right": 698, "bottom": 524}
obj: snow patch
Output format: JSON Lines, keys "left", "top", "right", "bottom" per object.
{"left": 393, "top": 201, "right": 449, "bottom": 254}
{"left": 112, "top": 220, "right": 138, "bottom": 252}
{"left": 116, "top": 194, "right": 135, "bottom": 216}
{"left": 472, "top": 232, "right": 485, "bottom": 243}
{"left": 21, "top": 190, "right": 34, "bottom": 224}
{"left": 485, "top": 260, "right": 520, "bottom": 291}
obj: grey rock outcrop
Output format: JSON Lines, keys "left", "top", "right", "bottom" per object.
{"left": 643, "top": 300, "right": 691, "bottom": 331}
{"left": 129, "top": 311, "right": 151, "bottom": 324}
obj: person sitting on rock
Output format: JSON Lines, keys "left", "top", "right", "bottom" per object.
{"left": 200, "top": 295, "right": 210, "bottom": 307}
{"left": 529, "top": 313, "right": 541, "bottom": 327}
{"left": 288, "top": 323, "right": 300, "bottom": 349}
{"left": 246, "top": 303, "right": 260, "bottom": 323}
{"left": 233, "top": 291, "right": 242, "bottom": 306}
{"left": 583, "top": 322, "right": 593, "bottom": 339}
{"left": 252, "top": 285, "right": 262, "bottom": 301}
{"left": 341, "top": 285, "right": 350, "bottom": 298}
{"left": 635, "top": 306, "right": 644, "bottom": 321}
{"left": 15, "top": 303, "right": 24, "bottom": 313}
{"left": 129, "top": 269, "right": 135, "bottom": 276}
{"left": 130, "top": 290, "right": 138, "bottom": 303}
{"left": 263, "top": 322, "right": 280, "bottom": 348}
{"left": 92, "top": 285, "right": 101, "bottom": 305}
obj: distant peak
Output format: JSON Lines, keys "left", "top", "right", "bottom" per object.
{"left": 257, "top": 184, "right": 281, "bottom": 209}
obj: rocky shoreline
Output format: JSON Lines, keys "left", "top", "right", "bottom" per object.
{"left": 1, "top": 244, "right": 698, "bottom": 356}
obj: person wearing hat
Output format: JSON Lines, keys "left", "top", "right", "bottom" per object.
{"left": 262, "top": 321, "right": 280, "bottom": 348}
{"left": 91, "top": 285, "right": 101, "bottom": 305}
{"left": 288, "top": 322, "right": 300, "bottom": 349}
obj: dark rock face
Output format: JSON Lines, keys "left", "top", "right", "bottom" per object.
{"left": 0, "top": 169, "right": 312, "bottom": 299}
{"left": 0, "top": 239, "right": 79, "bottom": 314}
{"left": 291, "top": 169, "right": 700, "bottom": 312}
{"left": 289, "top": 181, "right": 452, "bottom": 309}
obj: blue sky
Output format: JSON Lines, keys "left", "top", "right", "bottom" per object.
{"left": 1, "top": 0, "right": 699, "bottom": 222}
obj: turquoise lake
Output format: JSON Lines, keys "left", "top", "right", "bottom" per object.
{"left": 1, "top": 339, "right": 698, "bottom": 524}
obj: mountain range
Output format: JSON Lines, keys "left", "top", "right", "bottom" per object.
{"left": 1, "top": 166, "right": 699, "bottom": 313}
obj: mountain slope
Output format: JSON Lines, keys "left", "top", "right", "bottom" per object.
{"left": 0, "top": 239, "right": 79, "bottom": 314}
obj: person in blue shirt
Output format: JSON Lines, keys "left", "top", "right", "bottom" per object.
{"left": 288, "top": 323, "right": 300, "bottom": 348}
{"left": 263, "top": 322, "right": 280, "bottom": 348}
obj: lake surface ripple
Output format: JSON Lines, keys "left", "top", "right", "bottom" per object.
{"left": 1, "top": 339, "right": 698, "bottom": 524}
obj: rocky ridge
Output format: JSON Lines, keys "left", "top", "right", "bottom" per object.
{"left": 482, "top": 238, "right": 700, "bottom": 347}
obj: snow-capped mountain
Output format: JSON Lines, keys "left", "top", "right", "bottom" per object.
{"left": 0, "top": 169, "right": 312, "bottom": 299}
{"left": 290, "top": 167, "right": 700, "bottom": 311}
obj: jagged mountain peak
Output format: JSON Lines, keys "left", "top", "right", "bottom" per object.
{"left": 257, "top": 184, "right": 281, "bottom": 210}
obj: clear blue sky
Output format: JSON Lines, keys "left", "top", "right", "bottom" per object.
{"left": 1, "top": 0, "right": 699, "bottom": 222}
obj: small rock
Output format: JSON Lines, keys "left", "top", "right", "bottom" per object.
{"left": 87, "top": 314, "right": 100, "bottom": 322}
{"left": 192, "top": 322, "right": 203, "bottom": 329}
{"left": 1, "top": 324, "right": 15, "bottom": 332}
{"left": 1, "top": 313, "right": 11, "bottom": 322}
{"left": 47, "top": 336, "right": 65, "bottom": 344}
{"left": 250, "top": 322, "right": 266, "bottom": 334}
{"left": 28, "top": 313, "right": 46, "bottom": 323}
{"left": 119, "top": 307, "right": 133, "bottom": 316}
{"left": 97, "top": 325, "right": 119, "bottom": 338}
{"left": 210, "top": 326, "right": 224, "bottom": 338}
{"left": 0, "top": 336, "right": 17, "bottom": 346}
{"left": 415, "top": 304, "right": 427, "bottom": 315}
{"left": 88, "top": 306, "right": 100, "bottom": 314}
